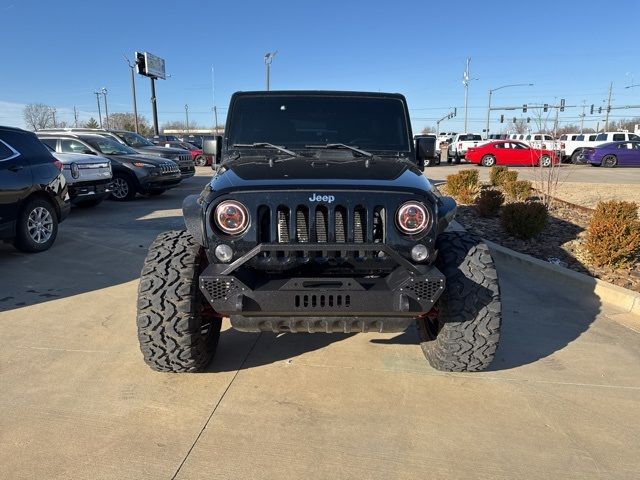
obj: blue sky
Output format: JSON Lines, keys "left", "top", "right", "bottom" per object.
{"left": 1, "top": 0, "right": 639, "bottom": 133}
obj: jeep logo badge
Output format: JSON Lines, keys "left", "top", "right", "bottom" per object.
{"left": 309, "top": 193, "right": 335, "bottom": 203}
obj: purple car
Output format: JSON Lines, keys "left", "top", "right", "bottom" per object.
{"left": 582, "top": 141, "right": 640, "bottom": 167}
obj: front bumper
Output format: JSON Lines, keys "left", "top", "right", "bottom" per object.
{"left": 69, "top": 179, "right": 112, "bottom": 201}
{"left": 199, "top": 243, "right": 445, "bottom": 333}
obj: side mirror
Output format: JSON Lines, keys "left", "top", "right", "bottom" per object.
{"left": 415, "top": 137, "right": 436, "bottom": 166}
{"left": 203, "top": 136, "right": 222, "bottom": 167}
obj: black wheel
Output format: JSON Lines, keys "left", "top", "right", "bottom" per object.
{"left": 75, "top": 198, "right": 104, "bottom": 208}
{"left": 136, "top": 230, "right": 222, "bottom": 372}
{"left": 454, "top": 152, "right": 461, "bottom": 164}
{"left": 13, "top": 197, "right": 59, "bottom": 253}
{"left": 194, "top": 155, "right": 207, "bottom": 167}
{"left": 146, "top": 189, "right": 166, "bottom": 196}
{"left": 570, "top": 150, "right": 581, "bottom": 164}
{"left": 602, "top": 155, "right": 617, "bottom": 168}
{"left": 416, "top": 232, "right": 501, "bottom": 372}
{"left": 110, "top": 174, "right": 136, "bottom": 201}
{"left": 481, "top": 154, "right": 496, "bottom": 167}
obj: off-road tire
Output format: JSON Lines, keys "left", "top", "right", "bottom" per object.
{"left": 417, "top": 232, "right": 501, "bottom": 372}
{"left": 136, "top": 230, "right": 222, "bottom": 372}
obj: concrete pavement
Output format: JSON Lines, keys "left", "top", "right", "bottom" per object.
{"left": 1, "top": 169, "right": 639, "bottom": 479}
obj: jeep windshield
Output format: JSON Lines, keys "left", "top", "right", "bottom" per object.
{"left": 116, "top": 131, "right": 155, "bottom": 148}
{"left": 227, "top": 94, "right": 411, "bottom": 153}
{"left": 82, "top": 136, "right": 137, "bottom": 155}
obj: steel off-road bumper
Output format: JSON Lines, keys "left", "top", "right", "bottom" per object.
{"left": 198, "top": 243, "right": 446, "bottom": 333}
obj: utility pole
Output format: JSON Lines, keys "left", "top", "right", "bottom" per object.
{"left": 211, "top": 66, "right": 218, "bottom": 134}
{"left": 462, "top": 57, "right": 470, "bottom": 132}
{"left": 101, "top": 88, "right": 109, "bottom": 129}
{"left": 94, "top": 91, "right": 103, "bottom": 127}
{"left": 264, "top": 51, "right": 277, "bottom": 91}
{"left": 184, "top": 104, "right": 190, "bottom": 135}
{"left": 605, "top": 81, "right": 613, "bottom": 131}
{"left": 150, "top": 78, "right": 159, "bottom": 135}
{"left": 580, "top": 101, "right": 586, "bottom": 133}
{"left": 124, "top": 55, "right": 140, "bottom": 133}
{"left": 73, "top": 106, "right": 78, "bottom": 127}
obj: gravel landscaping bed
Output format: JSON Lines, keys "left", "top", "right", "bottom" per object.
{"left": 454, "top": 200, "right": 640, "bottom": 293}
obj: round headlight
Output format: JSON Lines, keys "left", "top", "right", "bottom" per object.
{"left": 396, "top": 202, "right": 430, "bottom": 235}
{"left": 214, "top": 200, "right": 249, "bottom": 235}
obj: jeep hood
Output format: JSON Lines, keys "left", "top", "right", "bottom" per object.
{"left": 209, "top": 156, "right": 433, "bottom": 194}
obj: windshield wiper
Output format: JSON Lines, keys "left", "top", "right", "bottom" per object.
{"left": 233, "top": 142, "right": 296, "bottom": 156}
{"left": 305, "top": 143, "right": 374, "bottom": 158}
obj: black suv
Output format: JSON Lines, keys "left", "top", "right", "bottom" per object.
{"left": 135, "top": 91, "right": 502, "bottom": 374}
{"left": 37, "top": 133, "right": 182, "bottom": 201}
{"left": 0, "top": 126, "right": 70, "bottom": 252}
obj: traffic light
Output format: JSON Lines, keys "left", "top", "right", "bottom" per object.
{"left": 527, "top": 117, "right": 531, "bottom": 123}
{"left": 453, "top": 108, "right": 457, "bottom": 117}
{"left": 590, "top": 104, "right": 594, "bottom": 115}
{"left": 598, "top": 107, "right": 602, "bottom": 114}
{"left": 513, "top": 117, "right": 516, "bottom": 123}
{"left": 523, "top": 104, "right": 527, "bottom": 113}
{"left": 607, "top": 105, "right": 611, "bottom": 112}
{"left": 543, "top": 104, "right": 548, "bottom": 112}
{"left": 500, "top": 115, "right": 504, "bottom": 123}
{"left": 560, "top": 99, "right": 565, "bottom": 112}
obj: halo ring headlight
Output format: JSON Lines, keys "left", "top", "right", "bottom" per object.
{"left": 214, "top": 200, "right": 249, "bottom": 235}
{"left": 396, "top": 202, "right": 430, "bottom": 235}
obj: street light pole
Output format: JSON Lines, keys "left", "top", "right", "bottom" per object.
{"left": 94, "top": 91, "right": 103, "bottom": 127}
{"left": 185, "top": 104, "right": 189, "bottom": 135}
{"left": 264, "top": 51, "right": 277, "bottom": 91}
{"left": 150, "top": 77, "right": 159, "bottom": 136}
{"left": 101, "top": 87, "right": 109, "bottom": 129}
{"left": 124, "top": 55, "right": 139, "bottom": 133}
{"left": 485, "top": 83, "right": 534, "bottom": 137}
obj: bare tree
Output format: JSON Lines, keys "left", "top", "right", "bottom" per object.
{"left": 512, "top": 118, "right": 528, "bottom": 134}
{"left": 23, "top": 103, "right": 55, "bottom": 131}
{"left": 107, "top": 113, "right": 152, "bottom": 135}
{"left": 420, "top": 126, "right": 435, "bottom": 134}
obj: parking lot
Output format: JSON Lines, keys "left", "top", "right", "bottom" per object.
{"left": 1, "top": 169, "right": 639, "bottom": 479}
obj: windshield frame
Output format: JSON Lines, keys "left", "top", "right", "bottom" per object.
{"left": 225, "top": 92, "right": 413, "bottom": 155}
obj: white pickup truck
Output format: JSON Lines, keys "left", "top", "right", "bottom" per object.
{"left": 449, "top": 133, "right": 485, "bottom": 162}
{"left": 523, "top": 133, "right": 557, "bottom": 151}
{"left": 559, "top": 133, "right": 600, "bottom": 163}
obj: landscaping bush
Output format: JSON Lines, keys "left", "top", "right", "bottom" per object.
{"left": 489, "top": 166, "right": 509, "bottom": 186}
{"left": 503, "top": 179, "right": 533, "bottom": 201}
{"left": 585, "top": 201, "right": 640, "bottom": 268}
{"left": 497, "top": 170, "right": 518, "bottom": 186}
{"left": 475, "top": 189, "right": 504, "bottom": 217}
{"left": 500, "top": 202, "right": 548, "bottom": 239}
{"left": 446, "top": 169, "right": 480, "bottom": 204}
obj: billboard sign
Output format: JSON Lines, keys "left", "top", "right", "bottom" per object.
{"left": 135, "top": 51, "right": 166, "bottom": 79}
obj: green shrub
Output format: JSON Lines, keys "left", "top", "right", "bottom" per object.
{"left": 446, "top": 169, "right": 480, "bottom": 204}
{"left": 497, "top": 170, "right": 518, "bottom": 186}
{"left": 501, "top": 202, "right": 548, "bottom": 239}
{"left": 475, "top": 189, "right": 504, "bottom": 217}
{"left": 503, "top": 180, "right": 533, "bottom": 201}
{"left": 585, "top": 201, "right": 640, "bottom": 268}
{"left": 489, "top": 166, "right": 509, "bottom": 186}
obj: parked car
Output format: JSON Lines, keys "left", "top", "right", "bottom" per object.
{"left": 150, "top": 134, "right": 180, "bottom": 143}
{"left": 158, "top": 141, "right": 209, "bottom": 166}
{"left": 592, "top": 131, "right": 640, "bottom": 146}
{"left": 523, "top": 133, "right": 556, "bottom": 151}
{"left": 582, "top": 141, "right": 640, "bottom": 167}
{"left": 36, "top": 133, "right": 182, "bottom": 201}
{"left": 1, "top": 126, "right": 70, "bottom": 252}
{"left": 465, "top": 140, "right": 557, "bottom": 167}
{"left": 436, "top": 131, "right": 456, "bottom": 153}
{"left": 39, "top": 142, "right": 113, "bottom": 207}
{"left": 40, "top": 128, "right": 195, "bottom": 179}
{"left": 560, "top": 133, "right": 598, "bottom": 163}
{"left": 449, "top": 133, "right": 485, "bottom": 162}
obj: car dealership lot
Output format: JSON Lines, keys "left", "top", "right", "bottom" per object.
{"left": 1, "top": 169, "right": 639, "bottom": 479}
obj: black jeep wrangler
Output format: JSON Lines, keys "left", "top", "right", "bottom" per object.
{"left": 136, "top": 91, "right": 501, "bottom": 373}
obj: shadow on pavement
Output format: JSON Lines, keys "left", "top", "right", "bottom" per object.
{"left": 0, "top": 175, "right": 210, "bottom": 312}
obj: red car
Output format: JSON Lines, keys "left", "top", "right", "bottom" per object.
{"left": 160, "top": 141, "right": 210, "bottom": 166}
{"left": 465, "top": 140, "right": 557, "bottom": 167}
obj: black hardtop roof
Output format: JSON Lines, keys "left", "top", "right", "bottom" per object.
{"left": 231, "top": 90, "right": 407, "bottom": 100}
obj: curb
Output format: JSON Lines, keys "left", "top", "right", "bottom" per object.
{"left": 484, "top": 239, "right": 640, "bottom": 317}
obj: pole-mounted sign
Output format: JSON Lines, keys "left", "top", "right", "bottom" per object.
{"left": 134, "top": 51, "right": 166, "bottom": 135}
